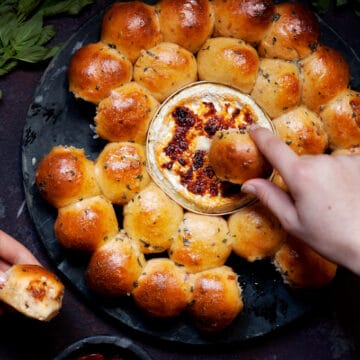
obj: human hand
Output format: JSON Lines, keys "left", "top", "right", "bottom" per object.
{"left": 242, "top": 127, "right": 360, "bottom": 275}
{"left": 0, "top": 230, "right": 41, "bottom": 313}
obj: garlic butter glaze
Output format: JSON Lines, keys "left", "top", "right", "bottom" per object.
{"left": 147, "top": 82, "right": 275, "bottom": 215}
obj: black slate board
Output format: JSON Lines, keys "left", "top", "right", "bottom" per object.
{"left": 22, "top": 2, "right": 360, "bottom": 346}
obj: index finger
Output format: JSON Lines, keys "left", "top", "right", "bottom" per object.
{"left": 249, "top": 126, "right": 298, "bottom": 179}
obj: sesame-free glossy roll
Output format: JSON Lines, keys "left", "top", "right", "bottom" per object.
{"left": 94, "top": 82, "right": 160, "bottom": 144}
{"left": 132, "top": 258, "right": 192, "bottom": 318}
{"left": 213, "top": 0, "right": 274, "bottom": 45}
{"left": 123, "top": 182, "right": 183, "bottom": 254}
{"left": 35, "top": 146, "right": 100, "bottom": 209}
{"left": 86, "top": 231, "right": 146, "bottom": 297}
{"left": 187, "top": 266, "right": 243, "bottom": 332}
{"left": 94, "top": 142, "right": 150, "bottom": 205}
{"left": 156, "top": 0, "right": 214, "bottom": 53}
{"left": 133, "top": 42, "right": 198, "bottom": 102}
{"left": 251, "top": 58, "right": 301, "bottom": 119}
{"left": 68, "top": 42, "right": 132, "bottom": 104}
{"left": 258, "top": 2, "right": 320, "bottom": 60}
{"left": 301, "top": 45, "right": 350, "bottom": 113}
{"left": 197, "top": 37, "right": 259, "bottom": 94}
{"left": 320, "top": 89, "right": 360, "bottom": 150}
{"left": 100, "top": 1, "right": 163, "bottom": 63}
{"left": 54, "top": 195, "right": 119, "bottom": 252}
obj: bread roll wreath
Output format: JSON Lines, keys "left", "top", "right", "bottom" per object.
{"left": 35, "top": 0, "right": 359, "bottom": 333}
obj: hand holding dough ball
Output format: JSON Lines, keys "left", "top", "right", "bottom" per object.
{"left": 68, "top": 42, "right": 132, "bottom": 104}
{"left": 208, "top": 129, "right": 269, "bottom": 184}
{"left": 86, "top": 231, "right": 145, "bottom": 297}
{"left": 187, "top": 266, "right": 243, "bottom": 332}
{"left": 35, "top": 146, "right": 100, "bottom": 209}
{"left": 100, "top": 1, "right": 162, "bottom": 63}
{"left": 132, "top": 258, "right": 192, "bottom": 318}
{"left": 123, "top": 182, "right": 183, "bottom": 254}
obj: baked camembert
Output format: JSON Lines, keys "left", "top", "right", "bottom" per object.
{"left": 147, "top": 82, "right": 274, "bottom": 214}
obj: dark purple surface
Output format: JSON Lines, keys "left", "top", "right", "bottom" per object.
{"left": 0, "top": 1, "right": 360, "bottom": 359}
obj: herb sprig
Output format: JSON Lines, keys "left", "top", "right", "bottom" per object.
{"left": 0, "top": 0, "right": 95, "bottom": 98}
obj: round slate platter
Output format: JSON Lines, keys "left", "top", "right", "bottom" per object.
{"left": 22, "top": 2, "right": 360, "bottom": 346}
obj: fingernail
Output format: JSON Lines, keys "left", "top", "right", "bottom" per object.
{"left": 241, "top": 184, "right": 257, "bottom": 195}
{"left": 0, "top": 272, "right": 8, "bottom": 286}
{"left": 248, "top": 124, "right": 260, "bottom": 131}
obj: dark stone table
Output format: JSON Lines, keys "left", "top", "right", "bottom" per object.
{"left": 0, "top": 1, "right": 359, "bottom": 359}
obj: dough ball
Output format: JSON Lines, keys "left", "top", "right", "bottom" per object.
{"left": 228, "top": 202, "right": 285, "bottom": 262}
{"left": 95, "top": 82, "right": 160, "bottom": 144}
{"left": 123, "top": 182, "right": 184, "bottom": 254}
{"left": 332, "top": 147, "right": 360, "bottom": 156}
{"left": 35, "top": 146, "right": 100, "bottom": 209}
{"left": 208, "top": 129, "right": 269, "bottom": 184}
{"left": 213, "top": 0, "right": 274, "bottom": 45}
{"left": 54, "top": 195, "right": 119, "bottom": 252}
{"left": 133, "top": 42, "right": 198, "bottom": 102}
{"left": 132, "top": 258, "right": 192, "bottom": 318}
{"left": 94, "top": 142, "right": 150, "bottom": 205}
{"left": 251, "top": 58, "right": 301, "bottom": 119}
{"left": 273, "top": 105, "right": 328, "bottom": 155}
{"left": 197, "top": 37, "right": 259, "bottom": 94}
{"left": 258, "top": 2, "right": 320, "bottom": 60}
{"left": 100, "top": 1, "right": 162, "bottom": 63}
{"left": 169, "top": 212, "right": 232, "bottom": 273}
{"left": 273, "top": 236, "right": 337, "bottom": 289}
{"left": 320, "top": 90, "right": 360, "bottom": 150}
{"left": 301, "top": 45, "right": 350, "bottom": 113}
{"left": 187, "top": 266, "right": 243, "bottom": 332}
{"left": 86, "top": 231, "right": 145, "bottom": 297}
{"left": 156, "top": 0, "right": 214, "bottom": 53}
{"left": 68, "top": 42, "right": 132, "bottom": 104}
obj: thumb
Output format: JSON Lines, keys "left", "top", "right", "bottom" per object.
{"left": 242, "top": 179, "right": 300, "bottom": 234}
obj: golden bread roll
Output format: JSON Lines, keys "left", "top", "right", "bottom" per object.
{"left": 273, "top": 236, "right": 337, "bottom": 289}
{"left": 156, "top": 0, "right": 214, "bottom": 53}
{"left": 54, "top": 195, "right": 119, "bottom": 252}
{"left": 35, "top": 146, "right": 101, "bottom": 209}
{"left": 208, "top": 129, "right": 270, "bottom": 184}
{"left": 133, "top": 42, "right": 198, "bottom": 102}
{"left": 187, "top": 266, "right": 243, "bottom": 332}
{"left": 86, "top": 231, "right": 145, "bottom": 297}
{"left": 332, "top": 147, "right": 360, "bottom": 156}
{"left": 100, "top": 1, "right": 162, "bottom": 63}
{"left": 94, "top": 142, "right": 150, "bottom": 205}
{"left": 197, "top": 37, "right": 259, "bottom": 94}
{"left": 272, "top": 170, "right": 288, "bottom": 192}
{"left": 301, "top": 45, "right": 350, "bottom": 113}
{"left": 132, "top": 258, "right": 192, "bottom": 318}
{"left": 68, "top": 42, "right": 133, "bottom": 104}
{"left": 258, "top": 2, "right": 320, "bottom": 60}
{"left": 320, "top": 89, "right": 360, "bottom": 150}
{"left": 212, "top": 0, "right": 274, "bottom": 45}
{"left": 251, "top": 58, "right": 301, "bottom": 119}
{"left": 94, "top": 82, "right": 160, "bottom": 144}
{"left": 169, "top": 212, "right": 232, "bottom": 273}
{"left": 123, "top": 182, "right": 183, "bottom": 254}
{"left": 228, "top": 202, "right": 285, "bottom": 262}
{"left": 0, "top": 265, "right": 64, "bottom": 321}
{"left": 273, "top": 105, "right": 328, "bottom": 155}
